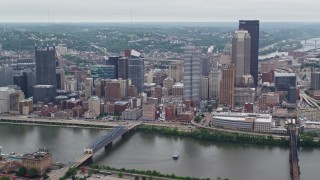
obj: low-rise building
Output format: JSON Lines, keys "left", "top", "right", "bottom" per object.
{"left": 211, "top": 112, "right": 273, "bottom": 132}
{"left": 178, "top": 111, "right": 194, "bottom": 123}
{"left": 22, "top": 148, "right": 52, "bottom": 175}
{"left": 142, "top": 103, "right": 156, "bottom": 121}
{"left": 122, "top": 108, "right": 142, "bottom": 120}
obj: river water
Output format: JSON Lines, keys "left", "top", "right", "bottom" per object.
{"left": 0, "top": 124, "right": 319, "bottom": 180}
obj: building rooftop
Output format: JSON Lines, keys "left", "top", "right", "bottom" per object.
{"left": 22, "top": 148, "right": 51, "bottom": 161}
{"left": 212, "top": 112, "right": 272, "bottom": 123}
{"left": 274, "top": 72, "right": 296, "bottom": 77}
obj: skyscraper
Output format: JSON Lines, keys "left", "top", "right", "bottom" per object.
{"left": 239, "top": 20, "right": 259, "bottom": 86}
{"left": 219, "top": 64, "right": 235, "bottom": 108}
{"left": 34, "top": 45, "right": 57, "bottom": 103}
{"left": 129, "top": 58, "right": 144, "bottom": 94}
{"left": 232, "top": 30, "right": 251, "bottom": 86}
{"left": 107, "top": 56, "right": 120, "bottom": 79}
{"left": 183, "top": 45, "right": 201, "bottom": 103}
{"left": 169, "top": 61, "right": 183, "bottom": 82}
{"left": 35, "top": 46, "right": 57, "bottom": 87}
{"left": 311, "top": 71, "right": 320, "bottom": 90}
{"left": 118, "top": 57, "right": 129, "bottom": 79}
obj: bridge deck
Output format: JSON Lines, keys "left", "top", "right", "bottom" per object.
{"left": 289, "top": 124, "right": 300, "bottom": 180}
{"left": 49, "top": 124, "right": 140, "bottom": 180}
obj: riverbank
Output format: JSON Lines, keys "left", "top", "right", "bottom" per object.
{"left": 88, "top": 165, "right": 229, "bottom": 180}
{"left": 137, "top": 124, "right": 289, "bottom": 146}
{"left": 0, "top": 117, "right": 128, "bottom": 129}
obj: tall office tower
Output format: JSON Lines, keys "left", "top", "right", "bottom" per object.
{"left": 118, "top": 57, "right": 129, "bottom": 79}
{"left": 200, "top": 76, "right": 209, "bottom": 100}
{"left": 119, "top": 78, "right": 129, "bottom": 98}
{"left": 107, "top": 56, "right": 120, "bottom": 79}
{"left": 13, "top": 73, "right": 28, "bottom": 97}
{"left": 56, "top": 69, "right": 65, "bottom": 90}
{"left": 0, "top": 66, "right": 17, "bottom": 86}
{"left": 220, "top": 44, "right": 232, "bottom": 65}
{"left": 56, "top": 51, "right": 65, "bottom": 90}
{"left": 34, "top": 45, "right": 57, "bottom": 103}
{"left": 219, "top": 64, "right": 235, "bottom": 108}
{"left": 84, "top": 78, "right": 93, "bottom": 98}
{"left": 105, "top": 80, "right": 121, "bottom": 102}
{"left": 94, "top": 78, "right": 103, "bottom": 97}
{"left": 35, "top": 46, "right": 57, "bottom": 86}
{"left": 232, "top": 30, "right": 251, "bottom": 86}
{"left": 201, "top": 55, "right": 212, "bottom": 76}
{"left": 129, "top": 58, "right": 144, "bottom": 94}
{"left": 239, "top": 20, "right": 259, "bottom": 86}
{"left": 169, "top": 61, "right": 183, "bottom": 82}
{"left": 311, "top": 71, "right": 320, "bottom": 90}
{"left": 183, "top": 45, "right": 201, "bottom": 103}
{"left": 208, "top": 68, "right": 221, "bottom": 100}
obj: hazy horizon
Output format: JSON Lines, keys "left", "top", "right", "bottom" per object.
{"left": 0, "top": 0, "right": 319, "bottom": 23}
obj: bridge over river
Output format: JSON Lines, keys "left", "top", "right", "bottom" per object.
{"left": 48, "top": 124, "right": 140, "bottom": 180}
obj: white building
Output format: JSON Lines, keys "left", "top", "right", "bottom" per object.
{"left": 122, "top": 109, "right": 142, "bottom": 120}
{"left": 212, "top": 112, "right": 273, "bottom": 133}
{"left": 0, "top": 86, "right": 24, "bottom": 114}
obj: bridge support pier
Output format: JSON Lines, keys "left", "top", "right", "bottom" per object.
{"left": 84, "top": 156, "right": 93, "bottom": 166}
{"left": 104, "top": 141, "right": 113, "bottom": 150}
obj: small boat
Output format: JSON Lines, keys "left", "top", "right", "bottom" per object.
{"left": 172, "top": 150, "right": 179, "bottom": 160}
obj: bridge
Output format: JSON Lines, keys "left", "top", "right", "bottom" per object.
{"left": 48, "top": 123, "right": 140, "bottom": 180}
{"left": 288, "top": 124, "right": 300, "bottom": 180}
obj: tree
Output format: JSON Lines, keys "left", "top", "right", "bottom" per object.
{"left": 135, "top": 176, "right": 140, "bottom": 180}
{"left": 42, "top": 173, "right": 49, "bottom": 180}
{"left": 0, "top": 177, "right": 10, "bottom": 180}
{"left": 142, "top": 176, "right": 147, "bottom": 180}
{"left": 148, "top": 176, "right": 153, "bottom": 180}
{"left": 118, "top": 172, "right": 123, "bottom": 178}
{"left": 28, "top": 168, "right": 38, "bottom": 178}
{"left": 17, "top": 166, "right": 27, "bottom": 177}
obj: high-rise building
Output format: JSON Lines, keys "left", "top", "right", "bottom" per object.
{"left": 239, "top": 20, "right": 259, "bottom": 86}
{"left": 84, "top": 78, "right": 93, "bottom": 98}
{"left": 219, "top": 64, "right": 235, "bottom": 108}
{"left": 88, "top": 96, "right": 101, "bottom": 116}
{"left": 274, "top": 72, "right": 296, "bottom": 91}
{"left": 201, "top": 56, "right": 212, "bottom": 76}
{"left": 208, "top": 68, "right": 220, "bottom": 100}
{"left": 91, "top": 65, "right": 115, "bottom": 80}
{"left": 129, "top": 58, "right": 144, "bottom": 94}
{"left": 13, "top": 73, "right": 28, "bottom": 98}
{"left": 119, "top": 78, "right": 129, "bottom": 98}
{"left": 118, "top": 57, "right": 129, "bottom": 79}
{"left": 0, "top": 66, "right": 17, "bottom": 86}
{"left": 169, "top": 61, "right": 183, "bottom": 82}
{"left": 107, "top": 56, "right": 120, "bottom": 79}
{"left": 311, "top": 71, "right": 320, "bottom": 90}
{"left": 200, "top": 76, "right": 209, "bottom": 100}
{"left": 35, "top": 45, "right": 57, "bottom": 103}
{"left": 105, "top": 80, "right": 121, "bottom": 102}
{"left": 183, "top": 45, "right": 201, "bottom": 103}
{"left": 35, "top": 46, "right": 57, "bottom": 87}
{"left": 232, "top": 30, "right": 251, "bottom": 86}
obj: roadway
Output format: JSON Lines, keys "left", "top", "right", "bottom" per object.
{"left": 0, "top": 115, "right": 140, "bottom": 129}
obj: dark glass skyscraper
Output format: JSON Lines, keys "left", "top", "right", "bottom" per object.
{"left": 107, "top": 56, "right": 120, "bottom": 79}
{"left": 239, "top": 20, "right": 259, "bottom": 86}
{"left": 34, "top": 45, "right": 57, "bottom": 103}
{"left": 118, "top": 57, "right": 129, "bottom": 79}
{"left": 129, "top": 58, "right": 144, "bottom": 94}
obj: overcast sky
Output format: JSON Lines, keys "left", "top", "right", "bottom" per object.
{"left": 0, "top": 0, "right": 319, "bottom": 22}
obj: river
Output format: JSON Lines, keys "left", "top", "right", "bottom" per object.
{"left": 0, "top": 124, "right": 319, "bottom": 180}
